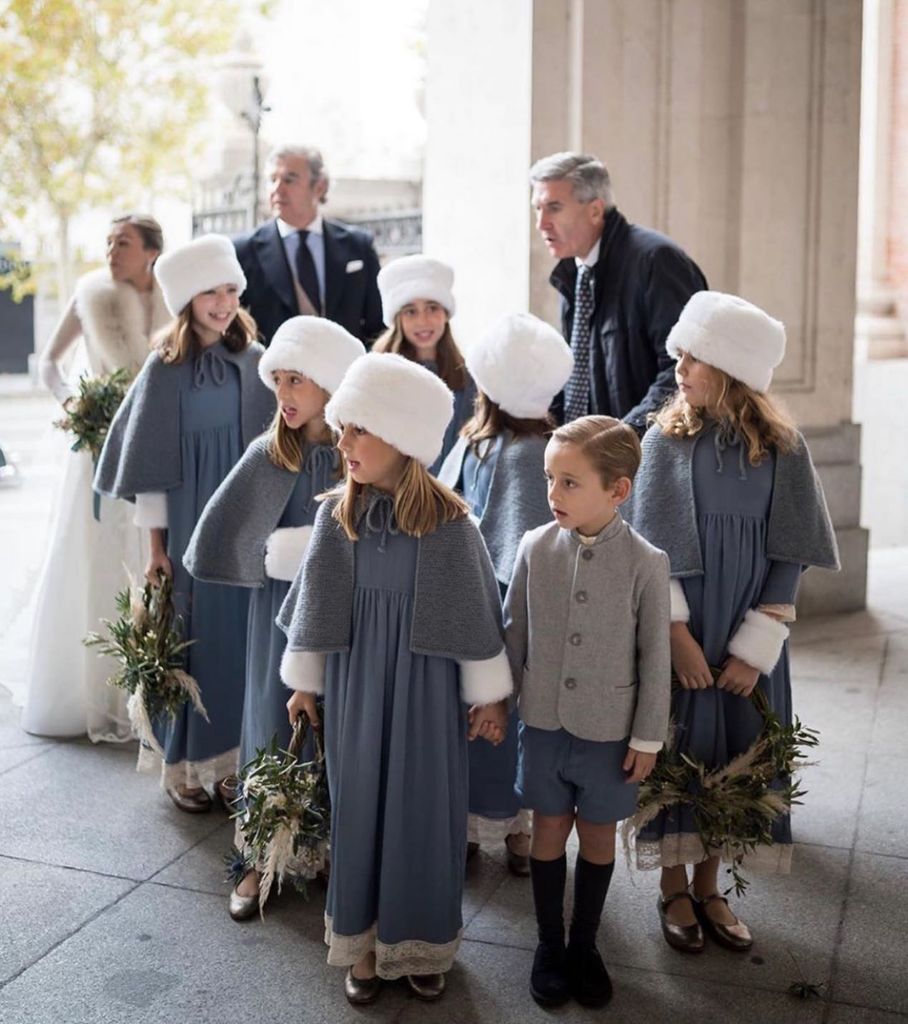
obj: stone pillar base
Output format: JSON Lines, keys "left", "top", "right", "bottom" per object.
{"left": 798, "top": 423, "right": 869, "bottom": 615}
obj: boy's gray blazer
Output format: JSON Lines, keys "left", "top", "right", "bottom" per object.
{"left": 437, "top": 432, "right": 551, "bottom": 584}
{"left": 504, "top": 514, "right": 671, "bottom": 745}
{"left": 93, "top": 344, "right": 275, "bottom": 501}
{"left": 625, "top": 425, "right": 840, "bottom": 576}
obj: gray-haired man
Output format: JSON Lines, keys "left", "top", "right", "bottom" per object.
{"left": 531, "top": 152, "right": 707, "bottom": 433}
{"left": 234, "top": 144, "right": 383, "bottom": 346}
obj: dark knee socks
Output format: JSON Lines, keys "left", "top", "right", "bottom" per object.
{"left": 569, "top": 855, "right": 614, "bottom": 948}
{"left": 529, "top": 854, "right": 567, "bottom": 947}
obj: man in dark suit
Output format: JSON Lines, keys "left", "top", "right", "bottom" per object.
{"left": 233, "top": 144, "right": 384, "bottom": 346}
{"left": 530, "top": 152, "right": 707, "bottom": 434}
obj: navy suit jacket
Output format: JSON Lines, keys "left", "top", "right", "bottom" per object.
{"left": 233, "top": 218, "right": 384, "bottom": 346}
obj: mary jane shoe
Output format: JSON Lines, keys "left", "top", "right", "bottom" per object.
{"left": 695, "top": 893, "right": 753, "bottom": 951}
{"left": 166, "top": 786, "right": 212, "bottom": 814}
{"left": 344, "top": 968, "right": 382, "bottom": 1005}
{"left": 657, "top": 892, "right": 705, "bottom": 954}
{"left": 406, "top": 972, "right": 446, "bottom": 1001}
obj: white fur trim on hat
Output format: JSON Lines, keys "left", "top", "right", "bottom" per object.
{"left": 258, "top": 316, "right": 365, "bottom": 395}
{"left": 264, "top": 526, "right": 313, "bottom": 582}
{"left": 153, "top": 234, "right": 247, "bottom": 317}
{"left": 377, "top": 255, "right": 455, "bottom": 326}
{"left": 466, "top": 313, "right": 573, "bottom": 419}
{"left": 280, "top": 649, "right": 327, "bottom": 694}
{"left": 459, "top": 649, "right": 513, "bottom": 706}
{"left": 666, "top": 291, "right": 786, "bottom": 393}
{"left": 325, "top": 352, "right": 454, "bottom": 467}
{"left": 727, "top": 609, "right": 790, "bottom": 675}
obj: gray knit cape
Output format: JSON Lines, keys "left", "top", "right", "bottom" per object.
{"left": 438, "top": 432, "right": 552, "bottom": 584}
{"left": 277, "top": 494, "right": 504, "bottom": 661}
{"left": 93, "top": 344, "right": 275, "bottom": 501}
{"left": 625, "top": 424, "right": 840, "bottom": 576}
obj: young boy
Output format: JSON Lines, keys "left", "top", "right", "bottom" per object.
{"left": 504, "top": 415, "right": 671, "bottom": 1008}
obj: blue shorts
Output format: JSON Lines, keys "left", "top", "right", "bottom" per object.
{"left": 516, "top": 723, "right": 639, "bottom": 825}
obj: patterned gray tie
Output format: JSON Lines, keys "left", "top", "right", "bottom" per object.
{"left": 563, "top": 264, "right": 594, "bottom": 422}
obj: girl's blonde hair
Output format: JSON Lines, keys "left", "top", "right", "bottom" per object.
{"left": 265, "top": 406, "right": 335, "bottom": 473}
{"left": 155, "top": 305, "right": 258, "bottom": 365}
{"left": 461, "top": 391, "right": 553, "bottom": 456}
{"left": 372, "top": 317, "right": 467, "bottom": 391}
{"left": 330, "top": 457, "right": 468, "bottom": 540}
{"left": 551, "top": 415, "right": 642, "bottom": 486}
{"left": 653, "top": 367, "right": 798, "bottom": 464}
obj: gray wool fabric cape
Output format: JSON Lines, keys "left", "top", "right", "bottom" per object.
{"left": 277, "top": 494, "right": 504, "bottom": 661}
{"left": 93, "top": 344, "right": 275, "bottom": 501}
{"left": 438, "top": 432, "right": 551, "bottom": 584}
{"left": 624, "top": 424, "right": 840, "bottom": 575}
{"left": 183, "top": 435, "right": 299, "bottom": 588}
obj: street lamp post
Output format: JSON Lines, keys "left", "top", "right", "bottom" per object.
{"left": 238, "top": 73, "right": 269, "bottom": 227}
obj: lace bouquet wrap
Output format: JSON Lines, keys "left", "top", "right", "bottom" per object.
{"left": 230, "top": 713, "right": 330, "bottom": 914}
{"left": 84, "top": 571, "right": 206, "bottom": 752}
{"left": 622, "top": 670, "right": 819, "bottom": 895}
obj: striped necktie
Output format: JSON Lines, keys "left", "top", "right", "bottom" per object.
{"left": 563, "top": 263, "right": 593, "bottom": 422}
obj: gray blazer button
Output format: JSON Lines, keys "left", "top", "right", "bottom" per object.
{"left": 564, "top": 677, "right": 577, "bottom": 690}
{"left": 569, "top": 633, "right": 582, "bottom": 646}
{"left": 581, "top": 549, "right": 594, "bottom": 561}
{"left": 575, "top": 590, "right": 588, "bottom": 603}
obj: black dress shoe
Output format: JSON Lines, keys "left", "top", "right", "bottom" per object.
{"left": 694, "top": 893, "right": 753, "bottom": 951}
{"left": 567, "top": 943, "right": 613, "bottom": 1008}
{"left": 406, "top": 973, "right": 446, "bottom": 1000}
{"left": 344, "top": 969, "right": 382, "bottom": 1005}
{"left": 657, "top": 892, "right": 705, "bottom": 953}
{"left": 530, "top": 941, "right": 571, "bottom": 1007}
{"left": 166, "top": 786, "right": 212, "bottom": 814}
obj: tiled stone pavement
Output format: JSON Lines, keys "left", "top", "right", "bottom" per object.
{"left": 1, "top": 385, "right": 906, "bottom": 1023}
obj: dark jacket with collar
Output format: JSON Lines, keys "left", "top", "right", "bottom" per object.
{"left": 550, "top": 207, "right": 707, "bottom": 434}
{"left": 233, "top": 218, "right": 384, "bottom": 346}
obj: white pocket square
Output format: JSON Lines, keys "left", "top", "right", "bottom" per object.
{"left": 345, "top": 259, "right": 364, "bottom": 273}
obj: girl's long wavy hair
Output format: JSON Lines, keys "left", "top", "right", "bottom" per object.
{"left": 460, "top": 391, "right": 553, "bottom": 456}
{"left": 372, "top": 317, "right": 467, "bottom": 392}
{"left": 265, "top": 407, "right": 335, "bottom": 473}
{"left": 155, "top": 305, "right": 258, "bottom": 365}
{"left": 329, "top": 457, "right": 468, "bottom": 541}
{"left": 654, "top": 366, "right": 798, "bottom": 464}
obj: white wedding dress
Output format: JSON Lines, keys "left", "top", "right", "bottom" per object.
{"left": 20, "top": 269, "right": 170, "bottom": 741}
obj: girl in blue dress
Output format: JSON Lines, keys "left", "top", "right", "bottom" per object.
{"left": 372, "top": 255, "right": 475, "bottom": 473}
{"left": 438, "top": 313, "right": 573, "bottom": 874}
{"left": 625, "top": 292, "right": 839, "bottom": 953}
{"left": 183, "top": 316, "right": 365, "bottom": 917}
{"left": 278, "top": 353, "right": 511, "bottom": 1005}
{"left": 94, "top": 234, "right": 275, "bottom": 814}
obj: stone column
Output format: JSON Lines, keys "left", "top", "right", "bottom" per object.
{"left": 425, "top": 0, "right": 868, "bottom": 613}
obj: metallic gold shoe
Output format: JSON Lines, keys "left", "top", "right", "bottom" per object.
{"left": 166, "top": 786, "right": 212, "bottom": 814}
{"left": 695, "top": 893, "right": 753, "bottom": 951}
{"left": 406, "top": 972, "right": 446, "bottom": 1001}
{"left": 344, "top": 968, "right": 382, "bottom": 1005}
{"left": 228, "top": 887, "right": 260, "bottom": 922}
{"left": 657, "top": 892, "right": 705, "bottom": 953}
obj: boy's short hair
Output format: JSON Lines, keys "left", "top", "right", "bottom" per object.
{"left": 551, "top": 415, "right": 642, "bottom": 486}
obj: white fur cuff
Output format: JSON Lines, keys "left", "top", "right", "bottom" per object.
{"left": 265, "top": 526, "right": 313, "bottom": 582}
{"left": 134, "top": 492, "right": 168, "bottom": 529}
{"left": 727, "top": 609, "right": 790, "bottom": 675}
{"left": 669, "top": 579, "right": 690, "bottom": 623}
{"left": 459, "top": 648, "right": 513, "bottom": 706}
{"left": 280, "top": 648, "right": 326, "bottom": 694}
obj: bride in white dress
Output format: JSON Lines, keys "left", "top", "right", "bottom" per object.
{"left": 21, "top": 215, "right": 170, "bottom": 741}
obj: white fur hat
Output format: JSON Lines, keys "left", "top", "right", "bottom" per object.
{"left": 666, "top": 291, "right": 786, "bottom": 393}
{"left": 467, "top": 313, "right": 573, "bottom": 419}
{"left": 154, "top": 234, "right": 247, "bottom": 317}
{"left": 258, "top": 316, "right": 365, "bottom": 395}
{"left": 325, "top": 353, "right": 453, "bottom": 467}
{"left": 377, "top": 255, "right": 456, "bottom": 326}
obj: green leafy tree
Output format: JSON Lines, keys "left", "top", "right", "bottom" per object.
{"left": 0, "top": 0, "right": 243, "bottom": 302}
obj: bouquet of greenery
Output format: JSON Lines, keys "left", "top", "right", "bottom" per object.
{"left": 84, "top": 572, "right": 206, "bottom": 752}
{"left": 54, "top": 368, "right": 132, "bottom": 460}
{"left": 227, "top": 713, "right": 330, "bottom": 915}
{"left": 622, "top": 671, "right": 819, "bottom": 896}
